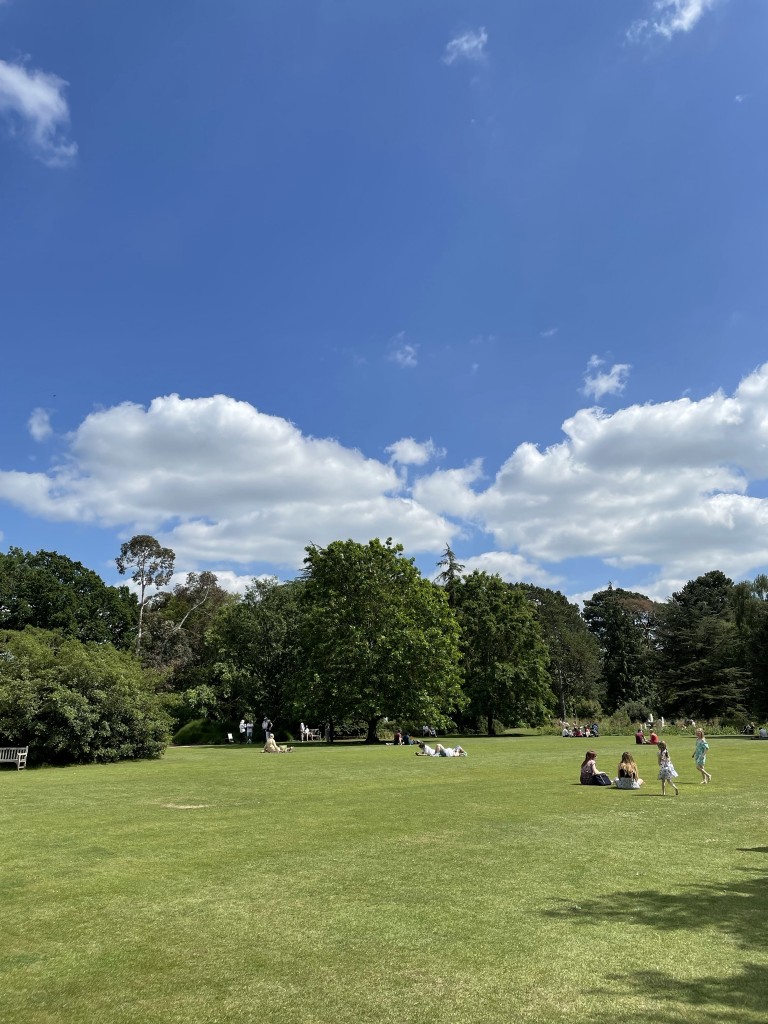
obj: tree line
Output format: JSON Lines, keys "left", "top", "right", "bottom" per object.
{"left": 1, "top": 537, "right": 766, "bottom": 764}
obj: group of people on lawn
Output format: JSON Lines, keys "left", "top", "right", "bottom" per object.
{"left": 580, "top": 729, "right": 712, "bottom": 794}
{"left": 561, "top": 722, "right": 599, "bottom": 738}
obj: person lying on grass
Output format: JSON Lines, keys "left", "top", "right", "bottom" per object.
{"left": 435, "top": 743, "right": 468, "bottom": 757}
{"left": 614, "top": 751, "right": 644, "bottom": 789}
{"left": 416, "top": 741, "right": 437, "bottom": 755}
{"left": 263, "top": 734, "right": 294, "bottom": 753}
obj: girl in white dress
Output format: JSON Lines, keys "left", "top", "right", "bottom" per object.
{"left": 657, "top": 741, "right": 679, "bottom": 796}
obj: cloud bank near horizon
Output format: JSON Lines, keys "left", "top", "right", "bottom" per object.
{"left": 4, "top": 365, "right": 768, "bottom": 600}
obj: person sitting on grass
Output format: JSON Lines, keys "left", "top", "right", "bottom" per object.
{"left": 263, "top": 733, "right": 293, "bottom": 753}
{"left": 614, "top": 751, "right": 644, "bottom": 789}
{"left": 435, "top": 744, "right": 468, "bottom": 757}
{"left": 635, "top": 728, "right": 647, "bottom": 745}
{"left": 580, "top": 750, "right": 612, "bottom": 786}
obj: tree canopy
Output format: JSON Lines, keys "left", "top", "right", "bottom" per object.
{"left": 116, "top": 535, "right": 175, "bottom": 651}
{"left": 582, "top": 586, "right": 659, "bottom": 712}
{"left": 515, "top": 584, "right": 601, "bottom": 720}
{"left": 0, "top": 547, "right": 137, "bottom": 648}
{"left": 300, "top": 538, "right": 463, "bottom": 741}
{"left": 452, "top": 572, "right": 553, "bottom": 734}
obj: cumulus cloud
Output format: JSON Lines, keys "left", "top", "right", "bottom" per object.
{"left": 0, "top": 395, "right": 457, "bottom": 569}
{"left": 0, "top": 58, "right": 77, "bottom": 166}
{"left": 460, "top": 551, "right": 563, "bottom": 588}
{"left": 414, "top": 363, "right": 768, "bottom": 597}
{"left": 628, "top": 0, "right": 720, "bottom": 42}
{"left": 386, "top": 438, "right": 445, "bottom": 466}
{"left": 6, "top": 367, "right": 768, "bottom": 602}
{"left": 582, "top": 356, "right": 631, "bottom": 400}
{"left": 443, "top": 27, "right": 488, "bottom": 66}
{"left": 28, "top": 408, "right": 52, "bottom": 442}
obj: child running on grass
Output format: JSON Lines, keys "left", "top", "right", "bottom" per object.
{"left": 657, "top": 741, "right": 679, "bottom": 796}
{"left": 692, "top": 728, "right": 712, "bottom": 784}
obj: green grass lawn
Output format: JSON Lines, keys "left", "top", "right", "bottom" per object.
{"left": 2, "top": 735, "right": 766, "bottom": 1024}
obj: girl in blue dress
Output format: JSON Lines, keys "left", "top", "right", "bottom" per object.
{"left": 692, "top": 728, "right": 711, "bottom": 784}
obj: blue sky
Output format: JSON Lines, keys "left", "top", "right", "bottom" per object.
{"left": 1, "top": 0, "right": 768, "bottom": 602}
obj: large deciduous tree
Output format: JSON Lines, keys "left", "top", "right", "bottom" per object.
{"left": 515, "top": 584, "right": 602, "bottom": 720}
{"left": 205, "top": 577, "right": 304, "bottom": 727}
{"left": 115, "top": 535, "right": 175, "bottom": 652}
{"left": 452, "top": 572, "right": 553, "bottom": 734}
{"left": 0, "top": 547, "right": 138, "bottom": 648}
{"left": 300, "top": 538, "right": 463, "bottom": 743}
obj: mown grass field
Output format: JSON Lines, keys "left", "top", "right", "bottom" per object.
{"left": 2, "top": 735, "right": 766, "bottom": 1024}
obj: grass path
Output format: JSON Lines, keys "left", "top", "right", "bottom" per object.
{"left": 2, "top": 735, "right": 766, "bottom": 1023}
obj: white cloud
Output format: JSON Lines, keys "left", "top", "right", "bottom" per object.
{"left": 386, "top": 438, "right": 445, "bottom": 466}
{"left": 7, "top": 366, "right": 768, "bottom": 603}
{"left": 460, "top": 551, "right": 563, "bottom": 588}
{"left": 414, "top": 363, "right": 768, "bottom": 599}
{"left": 0, "top": 395, "right": 458, "bottom": 569}
{"left": 388, "top": 334, "right": 418, "bottom": 368}
{"left": 0, "top": 58, "right": 77, "bottom": 166}
{"left": 160, "top": 569, "right": 270, "bottom": 596}
{"left": 443, "top": 27, "right": 488, "bottom": 66}
{"left": 734, "top": 94, "right": 746, "bottom": 104}
{"left": 628, "top": 0, "right": 720, "bottom": 42}
{"left": 582, "top": 356, "right": 631, "bottom": 400}
{"left": 540, "top": 327, "right": 559, "bottom": 339}
{"left": 28, "top": 408, "right": 52, "bottom": 442}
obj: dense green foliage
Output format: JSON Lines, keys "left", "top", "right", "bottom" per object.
{"left": 4, "top": 537, "right": 768, "bottom": 750}
{"left": 0, "top": 627, "right": 170, "bottom": 764}
{"left": 451, "top": 571, "right": 553, "bottom": 733}
{"left": 656, "top": 571, "right": 748, "bottom": 718}
{"left": 0, "top": 547, "right": 138, "bottom": 647}
{"left": 583, "top": 585, "right": 659, "bottom": 709}
{"left": 300, "top": 538, "right": 463, "bottom": 741}
{"left": 515, "top": 583, "right": 601, "bottom": 720}
{"left": 205, "top": 577, "right": 304, "bottom": 726}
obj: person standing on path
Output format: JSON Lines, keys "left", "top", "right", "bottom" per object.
{"left": 245, "top": 720, "right": 254, "bottom": 744}
{"left": 238, "top": 719, "right": 247, "bottom": 743}
{"left": 692, "top": 728, "right": 712, "bottom": 784}
{"left": 262, "top": 716, "right": 273, "bottom": 742}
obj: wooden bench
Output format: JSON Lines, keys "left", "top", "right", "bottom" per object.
{"left": 306, "top": 728, "right": 322, "bottom": 742}
{"left": 0, "top": 746, "right": 28, "bottom": 770}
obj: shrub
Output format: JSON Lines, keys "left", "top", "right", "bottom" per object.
{"left": 0, "top": 627, "right": 170, "bottom": 765}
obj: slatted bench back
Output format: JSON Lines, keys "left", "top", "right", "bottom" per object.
{"left": 0, "top": 746, "right": 28, "bottom": 769}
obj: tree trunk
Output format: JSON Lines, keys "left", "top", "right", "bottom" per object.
{"left": 365, "top": 717, "right": 380, "bottom": 744}
{"left": 487, "top": 710, "right": 496, "bottom": 736}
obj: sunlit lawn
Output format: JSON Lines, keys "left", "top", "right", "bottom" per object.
{"left": 2, "top": 734, "right": 766, "bottom": 1024}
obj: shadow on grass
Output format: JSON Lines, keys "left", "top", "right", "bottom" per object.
{"left": 545, "top": 855, "right": 768, "bottom": 1022}
{"left": 597, "top": 964, "right": 768, "bottom": 1024}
